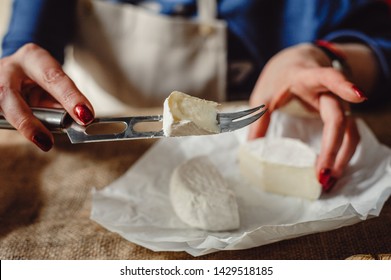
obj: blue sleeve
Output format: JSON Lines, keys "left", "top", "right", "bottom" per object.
{"left": 321, "top": 1, "right": 391, "bottom": 104}
{"left": 219, "top": 0, "right": 391, "bottom": 102}
{"left": 1, "top": 0, "right": 77, "bottom": 64}
{"left": 277, "top": 0, "right": 391, "bottom": 103}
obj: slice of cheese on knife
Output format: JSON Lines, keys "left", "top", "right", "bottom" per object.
{"left": 163, "top": 91, "right": 220, "bottom": 136}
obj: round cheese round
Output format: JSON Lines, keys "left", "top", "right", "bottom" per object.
{"left": 238, "top": 137, "right": 322, "bottom": 200}
{"left": 170, "top": 156, "right": 240, "bottom": 231}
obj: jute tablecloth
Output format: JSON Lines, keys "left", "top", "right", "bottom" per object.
{"left": 0, "top": 104, "right": 390, "bottom": 260}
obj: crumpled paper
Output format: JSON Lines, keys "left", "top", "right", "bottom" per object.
{"left": 91, "top": 110, "right": 391, "bottom": 256}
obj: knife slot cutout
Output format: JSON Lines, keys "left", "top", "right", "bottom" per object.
{"left": 133, "top": 121, "right": 162, "bottom": 132}
{"left": 85, "top": 122, "right": 127, "bottom": 135}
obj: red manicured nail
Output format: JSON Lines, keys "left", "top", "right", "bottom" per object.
{"left": 32, "top": 132, "right": 53, "bottom": 152}
{"left": 74, "top": 104, "right": 94, "bottom": 125}
{"left": 352, "top": 85, "right": 367, "bottom": 100}
{"left": 319, "top": 168, "right": 331, "bottom": 184}
{"left": 319, "top": 168, "right": 337, "bottom": 192}
{"left": 322, "top": 176, "right": 337, "bottom": 192}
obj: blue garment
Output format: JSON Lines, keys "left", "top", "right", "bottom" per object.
{"left": 2, "top": 0, "right": 77, "bottom": 65}
{"left": 2, "top": 0, "right": 391, "bottom": 101}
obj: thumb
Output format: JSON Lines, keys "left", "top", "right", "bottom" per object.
{"left": 247, "top": 110, "right": 271, "bottom": 140}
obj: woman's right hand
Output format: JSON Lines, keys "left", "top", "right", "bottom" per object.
{"left": 248, "top": 43, "right": 373, "bottom": 191}
{"left": 0, "top": 43, "right": 94, "bottom": 151}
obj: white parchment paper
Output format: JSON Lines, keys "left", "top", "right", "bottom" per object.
{"left": 91, "top": 111, "right": 391, "bottom": 256}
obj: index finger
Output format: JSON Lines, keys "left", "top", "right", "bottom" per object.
{"left": 247, "top": 109, "right": 271, "bottom": 140}
{"left": 14, "top": 43, "right": 94, "bottom": 125}
{"left": 306, "top": 67, "right": 367, "bottom": 103}
{"left": 248, "top": 88, "right": 272, "bottom": 140}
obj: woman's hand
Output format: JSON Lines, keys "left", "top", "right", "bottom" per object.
{"left": 0, "top": 43, "right": 94, "bottom": 151}
{"left": 248, "top": 43, "right": 375, "bottom": 191}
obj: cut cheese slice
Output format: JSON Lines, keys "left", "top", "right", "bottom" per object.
{"left": 163, "top": 91, "right": 219, "bottom": 136}
{"left": 170, "top": 156, "right": 240, "bottom": 231}
{"left": 238, "top": 137, "right": 322, "bottom": 200}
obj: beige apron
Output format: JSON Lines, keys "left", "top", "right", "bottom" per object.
{"left": 64, "top": 0, "right": 227, "bottom": 115}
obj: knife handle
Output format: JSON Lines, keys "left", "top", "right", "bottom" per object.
{"left": 0, "top": 107, "right": 71, "bottom": 132}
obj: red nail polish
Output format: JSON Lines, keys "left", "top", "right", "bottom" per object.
{"left": 319, "top": 168, "right": 331, "bottom": 184}
{"left": 323, "top": 176, "right": 337, "bottom": 192}
{"left": 32, "top": 132, "right": 53, "bottom": 152}
{"left": 319, "top": 168, "right": 337, "bottom": 192}
{"left": 74, "top": 104, "right": 94, "bottom": 125}
{"left": 352, "top": 85, "right": 368, "bottom": 100}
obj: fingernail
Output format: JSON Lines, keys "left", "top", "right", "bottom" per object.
{"left": 32, "top": 132, "right": 53, "bottom": 152}
{"left": 352, "top": 85, "right": 368, "bottom": 100}
{"left": 319, "top": 168, "right": 337, "bottom": 192}
{"left": 74, "top": 104, "right": 94, "bottom": 125}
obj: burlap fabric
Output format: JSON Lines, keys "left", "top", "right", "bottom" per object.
{"left": 0, "top": 105, "right": 390, "bottom": 260}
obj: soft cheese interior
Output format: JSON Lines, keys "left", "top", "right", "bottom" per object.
{"left": 238, "top": 137, "right": 322, "bottom": 200}
{"left": 163, "top": 91, "right": 220, "bottom": 136}
{"left": 170, "top": 156, "right": 240, "bottom": 231}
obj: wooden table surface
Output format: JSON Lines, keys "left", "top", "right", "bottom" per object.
{"left": 0, "top": 102, "right": 390, "bottom": 260}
